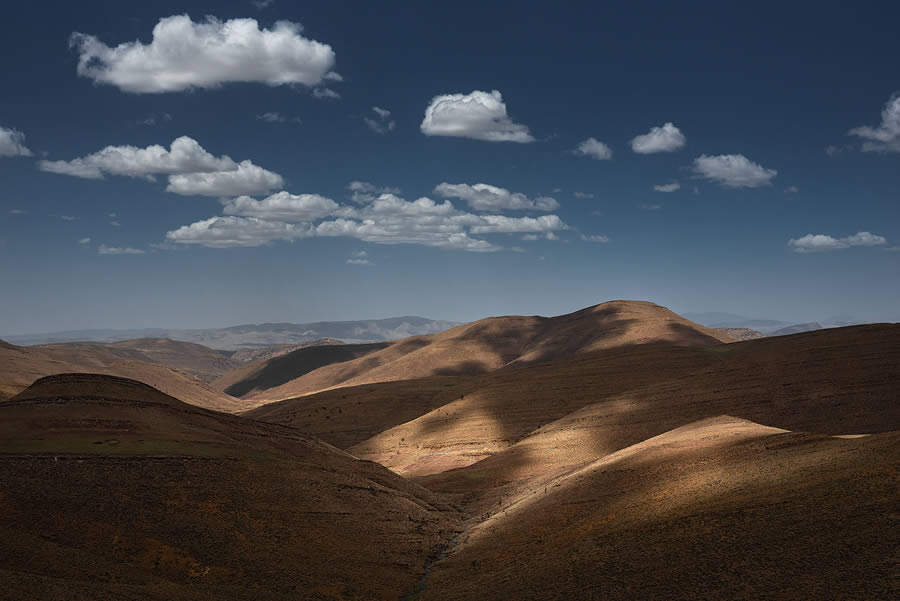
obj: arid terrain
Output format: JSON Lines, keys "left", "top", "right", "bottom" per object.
{"left": 0, "top": 301, "right": 897, "bottom": 600}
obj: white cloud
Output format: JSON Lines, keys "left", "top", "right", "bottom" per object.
{"left": 78, "top": 237, "right": 91, "bottom": 244}
{"left": 693, "top": 154, "right": 777, "bottom": 188}
{"left": 631, "top": 122, "right": 685, "bottom": 154}
{"left": 346, "top": 181, "right": 401, "bottom": 203}
{"left": 167, "top": 188, "right": 568, "bottom": 251}
{"left": 640, "top": 203, "right": 662, "bottom": 211}
{"left": 166, "top": 216, "right": 314, "bottom": 247}
{"left": 365, "top": 106, "right": 396, "bottom": 134}
{"left": 222, "top": 191, "right": 339, "bottom": 221}
{"left": 71, "top": 15, "right": 337, "bottom": 93}
{"left": 433, "top": 182, "right": 559, "bottom": 211}
{"left": 848, "top": 94, "right": 900, "bottom": 152}
{"left": 785, "top": 185, "right": 799, "bottom": 193}
{"left": 469, "top": 214, "right": 566, "bottom": 234}
{"left": 420, "top": 90, "right": 534, "bottom": 143}
{"left": 575, "top": 137, "right": 612, "bottom": 160}
{"left": 313, "top": 87, "right": 340, "bottom": 99}
{"left": 166, "top": 160, "right": 283, "bottom": 196}
{"left": 253, "top": 0, "right": 275, "bottom": 8}
{"left": 788, "top": 231, "right": 887, "bottom": 253}
{"left": 138, "top": 112, "right": 172, "bottom": 126}
{"left": 346, "top": 258, "right": 372, "bottom": 264}
{"left": 573, "top": 191, "right": 594, "bottom": 199}
{"left": 39, "top": 136, "right": 236, "bottom": 180}
{"left": 653, "top": 182, "right": 680, "bottom": 193}
{"left": 581, "top": 234, "right": 609, "bottom": 243}
{"left": 346, "top": 250, "right": 373, "bottom": 264}
{"left": 98, "top": 244, "right": 145, "bottom": 255}
{"left": 0, "top": 126, "right": 32, "bottom": 157}
{"left": 8, "top": 209, "right": 25, "bottom": 215}
{"left": 60, "top": 215, "right": 76, "bottom": 221}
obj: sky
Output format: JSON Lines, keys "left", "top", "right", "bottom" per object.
{"left": 1, "top": 0, "right": 899, "bottom": 336}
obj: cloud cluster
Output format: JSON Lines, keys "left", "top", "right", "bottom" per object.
{"left": 788, "top": 231, "right": 886, "bottom": 253}
{"left": 346, "top": 250, "right": 372, "bottom": 265}
{"left": 0, "top": 126, "right": 32, "bottom": 157}
{"left": 580, "top": 234, "right": 609, "bottom": 243}
{"left": 71, "top": 15, "right": 337, "bottom": 93}
{"left": 365, "top": 106, "right": 396, "bottom": 134}
{"left": 166, "top": 188, "right": 568, "bottom": 251}
{"left": 421, "top": 90, "right": 534, "bottom": 143}
{"left": 575, "top": 137, "right": 612, "bottom": 160}
{"left": 433, "top": 183, "right": 559, "bottom": 211}
{"left": 39, "top": 136, "right": 283, "bottom": 197}
{"left": 347, "top": 181, "right": 401, "bottom": 203}
{"left": 848, "top": 94, "right": 900, "bottom": 152}
{"left": 631, "top": 122, "right": 686, "bottom": 153}
{"left": 693, "top": 154, "right": 777, "bottom": 188}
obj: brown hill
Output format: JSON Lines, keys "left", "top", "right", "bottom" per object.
{"left": 226, "top": 338, "right": 345, "bottom": 364}
{"left": 33, "top": 338, "right": 237, "bottom": 383}
{"left": 0, "top": 374, "right": 459, "bottom": 601}
{"left": 248, "top": 300, "right": 733, "bottom": 401}
{"left": 0, "top": 343, "right": 246, "bottom": 412}
{"left": 419, "top": 417, "right": 899, "bottom": 601}
{"left": 214, "top": 341, "right": 391, "bottom": 399}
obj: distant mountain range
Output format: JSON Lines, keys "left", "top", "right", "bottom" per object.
{"left": 683, "top": 312, "right": 865, "bottom": 335}
{"left": 3, "top": 317, "right": 461, "bottom": 350}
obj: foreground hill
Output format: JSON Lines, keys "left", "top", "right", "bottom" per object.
{"left": 246, "top": 300, "right": 733, "bottom": 401}
{"left": 0, "top": 341, "right": 245, "bottom": 412}
{"left": 0, "top": 374, "right": 459, "bottom": 601}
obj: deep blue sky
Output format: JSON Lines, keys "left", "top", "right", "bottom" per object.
{"left": 1, "top": 0, "right": 898, "bottom": 335}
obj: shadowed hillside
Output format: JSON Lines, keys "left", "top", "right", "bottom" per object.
{"left": 215, "top": 341, "right": 391, "bottom": 399}
{"left": 0, "top": 374, "right": 459, "bottom": 601}
{"left": 248, "top": 301, "right": 733, "bottom": 401}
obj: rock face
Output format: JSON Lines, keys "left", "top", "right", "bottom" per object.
{"left": 247, "top": 300, "right": 734, "bottom": 401}
{"left": 0, "top": 374, "right": 459, "bottom": 601}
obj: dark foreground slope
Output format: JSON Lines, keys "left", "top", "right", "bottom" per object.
{"left": 0, "top": 374, "right": 459, "bottom": 601}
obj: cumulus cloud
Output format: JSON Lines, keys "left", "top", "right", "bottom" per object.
{"left": 222, "top": 191, "right": 340, "bottom": 221}
{"left": 71, "top": 15, "right": 337, "bottom": 93}
{"left": 848, "top": 94, "right": 900, "bottom": 152}
{"left": 575, "top": 137, "right": 612, "bottom": 160}
{"left": 433, "top": 182, "right": 559, "bottom": 211}
{"left": 0, "top": 126, "right": 32, "bottom": 157}
{"left": 166, "top": 216, "right": 314, "bottom": 248}
{"left": 365, "top": 106, "right": 396, "bottom": 134}
{"left": 580, "top": 234, "right": 609, "bottom": 243}
{"left": 420, "top": 90, "right": 534, "bottom": 143}
{"left": 166, "top": 160, "right": 283, "bottom": 196}
{"left": 98, "top": 244, "right": 145, "bottom": 255}
{"left": 631, "top": 122, "right": 685, "bottom": 154}
{"left": 346, "top": 181, "right": 401, "bottom": 203}
{"left": 166, "top": 188, "right": 568, "bottom": 251}
{"left": 788, "top": 231, "right": 887, "bottom": 253}
{"left": 38, "top": 136, "right": 237, "bottom": 180}
{"left": 693, "top": 154, "right": 777, "bottom": 188}
{"left": 653, "top": 182, "right": 680, "bottom": 192}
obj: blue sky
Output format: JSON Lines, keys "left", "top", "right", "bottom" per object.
{"left": 1, "top": 0, "right": 898, "bottom": 335}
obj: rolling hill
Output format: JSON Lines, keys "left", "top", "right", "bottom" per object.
{"left": 0, "top": 340, "right": 245, "bottom": 412}
{"left": 243, "top": 300, "right": 734, "bottom": 401}
{"left": 0, "top": 374, "right": 460, "bottom": 601}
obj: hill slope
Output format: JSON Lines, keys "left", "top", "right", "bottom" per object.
{"left": 215, "top": 341, "right": 391, "bottom": 398}
{"left": 0, "top": 343, "right": 245, "bottom": 412}
{"left": 249, "top": 300, "right": 733, "bottom": 401}
{"left": 0, "top": 374, "right": 459, "bottom": 601}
